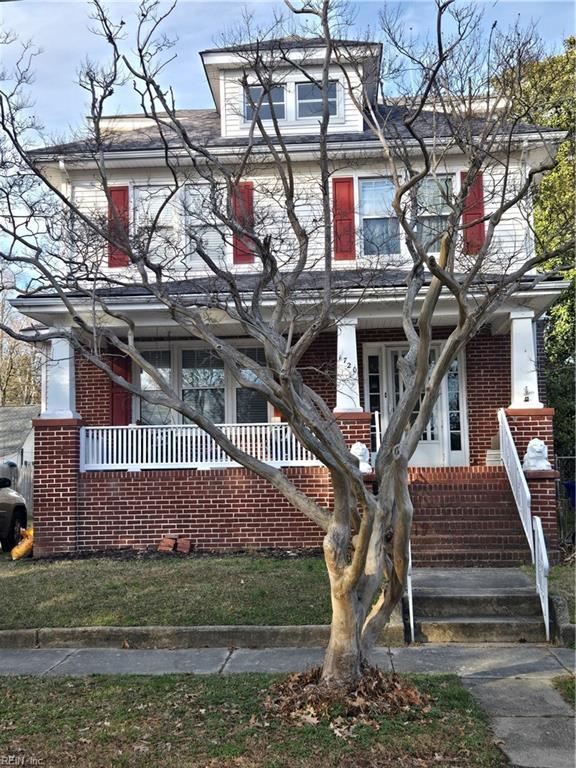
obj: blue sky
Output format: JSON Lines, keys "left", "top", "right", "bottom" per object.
{"left": 0, "top": 0, "right": 573, "bottom": 138}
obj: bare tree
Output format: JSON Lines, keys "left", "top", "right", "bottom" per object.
{"left": 0, "top": 0, "right": 572, "bottom": 687}
{"left": 0, "top": 294, "right": 41, "bottom": 406}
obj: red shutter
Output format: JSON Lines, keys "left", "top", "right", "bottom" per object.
{"left": 461, "top": 171, "right": 485, "bottom": 255}
{"left": 110, "top": 352, "right": 132, "bottom": 426}
{"left": 232, "top": 181, "right": 255, "bottom": 264}
{"left": 332, "top": 177, "right": 355, "bottom": 260}
{"left": 108, "top": 186, "right": 130, "bottom": 267}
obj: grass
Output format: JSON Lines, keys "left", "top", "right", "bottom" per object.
{"left": 549, "top": 562, "right": 576, "bottom": 623}
{"left": 553, "top": 675, "right": 576, "bottom": 708}
{"left": 0, "top": 553, "right": 332, "bottom": 629}
{"left": 522, "top": 560, "right": 575, "bottom": 624}
{"left": 0, "top": 674, "right": 508, "bottom": 768}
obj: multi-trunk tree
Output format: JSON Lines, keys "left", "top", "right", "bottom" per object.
{"left": 0, "top": 0, "right": 572, "bottom": 686}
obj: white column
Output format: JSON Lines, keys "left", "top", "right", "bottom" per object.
{"left": 334, "top": 317, "right": 362, "bottom": 413}
{"left": 40, "top": 336, "right": 80, "bottom": 419}
{"left": 509, "top": 309, "right": 543, "bottom": 409}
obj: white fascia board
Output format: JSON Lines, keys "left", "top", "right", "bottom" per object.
{"left": 11, "top": 280, "right": 568, "bottom": 328}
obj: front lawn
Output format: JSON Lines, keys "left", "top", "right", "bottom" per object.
{"left": 549, "top": 562, "right": 576, "bottom": 623}
{"left": 522, "top": 560, "right": 575, "bottom": 623}
{"left": 0, "top": 674, "right": 507, "bottom": 768}
{"left": 0, "top": 552, "right": 331, "bottom": 629}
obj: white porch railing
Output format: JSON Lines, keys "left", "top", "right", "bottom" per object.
{"left": 80, "top": 423, "right": 322, "bottom": 471}
{"left": 498, "top": 408, "right": 550, "bottom": 641}
{"left": 498, "top": 408, "right": 534, "bottom": 561}
{"left": 533, "top": 515, "right": 550, "bottom": 641}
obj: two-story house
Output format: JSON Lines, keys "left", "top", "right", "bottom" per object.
{"left": 13, "top": 37, "right": 564, "bottom": 563}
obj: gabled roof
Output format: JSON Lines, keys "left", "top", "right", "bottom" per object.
{"left": 0, "top": 406, "right": 40, "bottom": 458}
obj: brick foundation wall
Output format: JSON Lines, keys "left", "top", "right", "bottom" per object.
{"left": 76, "top": 466, "right": 329, "bottom": 551}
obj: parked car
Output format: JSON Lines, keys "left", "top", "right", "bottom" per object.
{"left": 0, "top": 475, "right": 27, "bottom": 553}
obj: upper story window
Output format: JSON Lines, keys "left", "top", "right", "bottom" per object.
{"left": 133, "top": 185, "right": 177, "bottom": 233}
{"left": 359, "top": 178, "right": 400, "bottom": 256}
{"left": 244, "top": 85, "right": 286, "bottom": 121}
{"left": 296, "top": 81, "right": 338, "bottom": 118}
{"left": 415, "top": 176, "right": 453, "bottom": 250}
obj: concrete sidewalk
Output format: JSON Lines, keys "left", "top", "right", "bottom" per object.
{"left": 0, "top": 643, "right": 574, "bottom": 768}
{"left": 0, "top": 642, "right": 573, "bottom": 677}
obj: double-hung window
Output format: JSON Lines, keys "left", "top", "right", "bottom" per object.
{"left": 140, "top": 350, "right": 172, "bottom": 425}
{"left": 185, "top": 185, "right": 226, "bottom": 267}
{"left": 234, "top": 348, "right": 268, "bottom": 423}
{"left": 133, "top": 185, "right": 178, "bottom": 260}
{"left": 296, "top": 81, "right": 337, "bottom": 118}
{"left": 359, "top": 178, "right": 400, "bottom": 257}
{"left": 415, "top": 176, "right": 453, "bottom": 250}
{"left": 182, "top": 349, "right": 226, "bottom": 423}
{"left": 244, "top": 85, "right": 285, "bottom": 121}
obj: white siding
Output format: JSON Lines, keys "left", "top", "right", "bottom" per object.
{"left": 221, "top": 64, "right": 365, "bottom": 139}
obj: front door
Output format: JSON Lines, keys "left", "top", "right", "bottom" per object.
{"left": 364, "top": 344, "right": 468, "bottom": 467}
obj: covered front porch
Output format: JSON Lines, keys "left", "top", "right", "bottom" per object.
{"left": 39, "top": 303, "right": 549, "bottom": 473}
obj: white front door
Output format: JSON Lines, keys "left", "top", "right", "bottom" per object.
{"left": 364, "top": 343, "right": 468, "bottom": 467}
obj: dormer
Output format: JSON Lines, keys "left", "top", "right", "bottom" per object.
{"left": 200, "top": 37, "right": 382, "bottom": 139}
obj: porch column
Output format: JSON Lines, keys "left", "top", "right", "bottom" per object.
{"left": 334, "top": 317, "right": 362, "bottom": 413}
{"left": 40, "top": 335, "right": 80, "bottom": 419}
{"left": 509, "top": 309, "right": 543, "bottom": 409}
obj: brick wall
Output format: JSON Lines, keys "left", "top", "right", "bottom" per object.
{"left": 466, "top": 329, "right": 511, "bottom": 465}
{"left": 33, "top": 419, "right": 82, "bottom": 556}
{"left": 76, "top": 355, "right": 112, "bottom": 426}
{"left": 76, "top": 466, "right": 329, "bottom": 551}
{"left": 505, "top": 408, "right": 558, "bottom": 552}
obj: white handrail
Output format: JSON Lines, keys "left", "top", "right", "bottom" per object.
{"left": 498, "top": 408, "right": 551, "bottom": 640}
{"left": 533, "top": 516, "right": 550, "bottom": 641}
{"left": 498, "top": 408, "right": 534, "bottom": 561}
{"left": 80, "top": 422, "right": 322, "bottom": 471}
{"left": 406, "top": 540, "right": 415, "bottom": 643}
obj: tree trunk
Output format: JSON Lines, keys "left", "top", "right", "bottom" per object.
{"left": 321, "top": 589, "right": 364, "bottom": 686}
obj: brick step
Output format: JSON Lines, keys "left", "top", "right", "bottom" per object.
{"left": 412, "top": 550, "right": 532, "bottom": 567}
{"left": 411, "top": 594, "right": 542, "bottom": 618}
{"left": 412, "top": 616, "right": 547, "bottom": 643}
{"left": 413, "top": 494, "right": 516, "bottom": 502}
{"left": 413, "top": 507, "right": 520, "bottom": 517}
{"left": 412, "top": 536, "right": 530, "bottom": 549}
{"left": 412, "top": 520, "right": 524, "bottom": 539}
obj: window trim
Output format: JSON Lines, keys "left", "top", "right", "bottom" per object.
{"left": 358, "top": 176, "right": 400, "bottom": 258}
{"left": 134, "top": 341, "right": 272, "bottom": 425}
{"left": 415, "top": 175, "right": 454, "bottom": 254}
{"left": 243, "top": 84, "right": 286, "bottom": 123}
{"left": 295, "top": 80, "right": 339, "bottom": 120}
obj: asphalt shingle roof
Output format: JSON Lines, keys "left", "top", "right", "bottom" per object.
{"left": 30, "top": 104, "right": 556, "bottom": 159}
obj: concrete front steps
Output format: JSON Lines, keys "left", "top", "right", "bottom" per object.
{"left": 409, "top": 467, "right": 533, "bottom": 567}
{"left": 406, "top": 568, "right": 549, "bottom": 644}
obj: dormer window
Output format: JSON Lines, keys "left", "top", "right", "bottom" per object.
{"left": 296, "top": 81, "right": 338, "bottom": 118}
{"left": 244, "top": 85, "right": 286, "bottom": 121}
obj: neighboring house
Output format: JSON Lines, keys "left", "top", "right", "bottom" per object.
{"left": 13, "top": 38, "right": 564, "bottom": 561}
{"left": 0, "top": 405, "right": 39, "bottom": 467}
